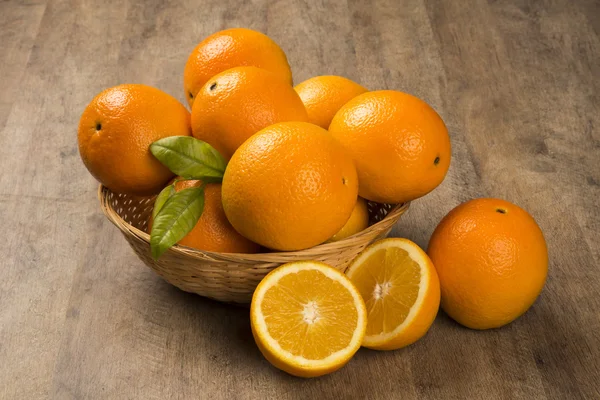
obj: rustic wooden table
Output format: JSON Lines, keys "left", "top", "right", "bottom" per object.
{"left": 1, "top": 0, "right": 599, "bottom": 398}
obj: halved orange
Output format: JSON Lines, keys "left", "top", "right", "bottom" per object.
{"left": 345, "top": 238, "right": 440, "bottom": 350}
{"left": 250, "top": 261, "right": 367, "bottom": 377}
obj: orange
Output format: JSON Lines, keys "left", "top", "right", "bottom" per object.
{"left": 222, "top": 121, "right": 358, "bottom": 251}
{"left": 427, "top": 198, "right": 548, "bottom": 330}
{"left": 251, "top": 261, "right": 367, "bottom": 377}
{"left": 294, "top": 75, "right": 367, "bottom": 129}
{"left": 184, "top": 28, "right": 293, "bottom": 108}
{"left": 346, "top": 238, "right": 440, "bottom": 350}
{"left": 191, "top": 66, "right": 308, "bottom": 160}
{"left": 149, "top": 179, "right": 260, "bottom": 254}
{"left": 78, "top": 84, "right": 191, "bottom": 196}
{"left": 329, "top": 90, "right": 451, "bottom": 204}
{"left": 327, "top": 197, "right": 369, "bottom": 242}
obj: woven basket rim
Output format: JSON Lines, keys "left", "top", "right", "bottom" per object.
{"left": 98, "top": 185, "right": 410, "bottom": 263}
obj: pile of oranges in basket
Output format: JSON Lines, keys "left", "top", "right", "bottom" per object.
{"left": 78, "top": 28, "right": 548, "bottom": 377}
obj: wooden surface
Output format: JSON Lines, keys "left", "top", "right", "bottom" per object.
{"left": 1, "top": 0, "right": 599, "bottom": 398}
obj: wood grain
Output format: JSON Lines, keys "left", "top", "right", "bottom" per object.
{"left": 0, "top": 0, "right": 598, "bottom": 398}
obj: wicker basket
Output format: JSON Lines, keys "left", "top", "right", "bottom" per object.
{"left": 98, "top": 185, "right": 409, "bottom": 303}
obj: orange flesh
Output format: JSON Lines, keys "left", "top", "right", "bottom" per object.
{"left": 350, "top": 247, "right": 421, "bottom": 336}
{"left": 261, "top": 269, "right": 359, "bottom": 360}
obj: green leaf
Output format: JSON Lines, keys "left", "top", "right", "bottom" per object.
{"left": 150, "top": 186, "right": 205, "bottom": 259}
{"left": 152, "top": 184, "right": 175, "bottom": 220}
{"left": 150, "top": 136, "right": 226, "bottom": 182}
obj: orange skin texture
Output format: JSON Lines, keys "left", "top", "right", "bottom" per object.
{"left": 294, "top": 75, "right": 368, "bottom": 129}
{"left": 222, "top": 122, "right": 358, "bottom": 251}
{"left": 183, "top": 28, "right": 293, "bottom": 108}
{"left": 149, "top": 180, "right": 261, "bottom": 254}
{"left": 191, "top": 66, "right": 308, "bottom": 160}
{"left": 329, "top": 90, "right": 451, "bottom": 204}
{"left": 427, "top": 198, "right": 548, "bottom": 330}
{"left": 78, "top": 84, "right": 191, "bottom": 196}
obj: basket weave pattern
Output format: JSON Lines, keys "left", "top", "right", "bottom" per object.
{"left": 99, "top": 185, "right": 409, "bottom": 303}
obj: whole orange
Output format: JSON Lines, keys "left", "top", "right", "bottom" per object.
{"left": 191, "top": 66, "right": 308, "bottom": 160}
{"left": 427, "top": 198, "right": 548, "bottom": 330}
{"left": 329, "top": 90, "right": 451, "bottom": 204}
{"left": 183, "top": 28, "right": 293, "bottom": 108}
{"left": 294, "top": 75, "right": 367, "bottom": 129}
{"left": 327, "top": 197, "right": 369, "bottom": 242}
{"left": 78, "top": 84, "right": 191, "bottom": 196}
{"left": 222, "top": 121, "right": 358, "bottom": 251}
{"left": 149, "top": 180, "right": 261, "bottom": 254}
